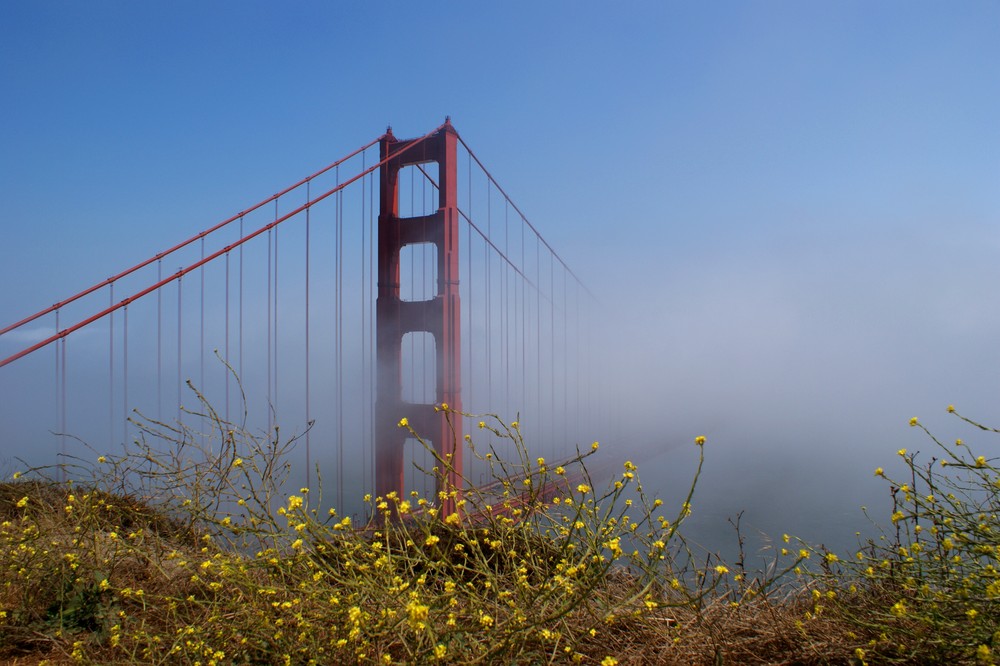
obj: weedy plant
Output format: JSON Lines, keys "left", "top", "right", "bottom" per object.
{"left": 4, "top": 388, "right": 994, "bottom": 664}
{"left": 807, "top": 407, "right": 1000, "bottom": 665}
{"left": 0, "top": 383, "right": 734, "bottom": 665}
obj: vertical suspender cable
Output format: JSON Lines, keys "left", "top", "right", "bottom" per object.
{"left": 54, "top": 309, "right": 61, "bottom": 481}
{"left": 421, "top": 167, "right": 428, "bottom": 496}
{"left": 225, "top": 251, "right": 230, "bottom": 424}
{"left": 368, "top": 162, "right": 376, "bottom": 496}
{"left": 109, "top": 284, "right": 114, "bottom": 443}
{"left": 358, "top": 162, "right": 366, "bottom": 502}
{"left": 177, "top": 272, "right": 183, "bottom": 427}
{"left": 486, "top": 178, "right": 492, "bottom": 414}
{"left": 274, "top": 202, "right": 280, "bottom": 430}
{"left": 409, "top": 167, "right": 415, "bottom": 406}
{"left": 61, "top": 334, "right": 67, "bottom": 482}
{"left": 467, "top": 148, "right": 474, "bottom": 415}
{"left": 358, "top": 163, "right": 367, "bottom": 503}
{"left": 200, "top": 238, "right": 206, "bottom": 448}
{"left": 584, "top": 292, "right": 598, "bottom": 438}
{"left": 338, "top": 166, "right": 345, "bottom": 504}
{"left": 53, "top": 309, "right": 58, "bottom": 454}
{"left": 550, "top": 253, "right": 556, "bottom": 455}
{"left": 535, "top": 235, "right": 541, "bottom": 448}
{"left": 336, "top": 165, "right": 344, "bottom": 509}
{"left": 157, "top": 261, "right": 162, "bottom": 420}
{"left": 520, "top": 212, "right": 526, "bottom": 426}
{"left": 576, "top": 283, "right": 582, "bottom": 446}
{"left": 200, "top": 239, "right": 206, "bottom": 427}
{"left": 504, "top": 201, "right": 510, "bottom": 428}
{"left": 305, "top": 179, "right": 311, "bottom": 491}
{"left": 239, "top": 216, "right": 244, "bottom": 389}
{"left": 267, "top": 224, "right": 272, "bottom": 435}
{"left": 563, "top": 269, "right": 568, "bottom": 452}
{"left": 123, "top": 304, "right": 128, "bottom": 446}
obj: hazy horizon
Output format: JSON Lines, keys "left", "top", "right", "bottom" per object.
{"left": 2, "top": 1, "right": 998, "bottom": 559}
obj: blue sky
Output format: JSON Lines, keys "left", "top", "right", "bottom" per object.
{"left": 2, "top": 2, "right": 999, "bottom": 553}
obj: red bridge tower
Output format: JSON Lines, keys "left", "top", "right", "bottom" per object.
{"left": 375, "top": 120, "right": 463, "bottom": 516}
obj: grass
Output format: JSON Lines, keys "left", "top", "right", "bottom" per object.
{"left": 0, "top": 393, "right": 997, "bottom": 664}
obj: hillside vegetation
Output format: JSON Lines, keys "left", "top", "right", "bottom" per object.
{"left": 1, "top": 399, "right": 997, "bottom": 665}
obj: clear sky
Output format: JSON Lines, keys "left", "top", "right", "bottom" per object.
{"left": 2, "top": 1, "right": 998, "bottom": 554}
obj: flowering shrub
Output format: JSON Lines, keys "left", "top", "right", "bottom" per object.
{"left": 811, "top": 407, "right": 1000, "bottom": 664}
{"left": 4, "top": 388, "right": 995, "bottom": 663}
{"left": 0, "top": 388, "right": 713, "bottom": 665}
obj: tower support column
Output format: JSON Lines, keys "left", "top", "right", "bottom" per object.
{"left": 375, "top": 120, "right": 462, "bottom": 516}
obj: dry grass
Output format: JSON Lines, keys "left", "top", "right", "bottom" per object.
{"left": 1, "top": 398, "right": 997, "bottom": 664}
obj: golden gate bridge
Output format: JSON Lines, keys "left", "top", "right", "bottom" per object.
{"left": 0, "top": 119, "right": 612, "bottom": 518}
